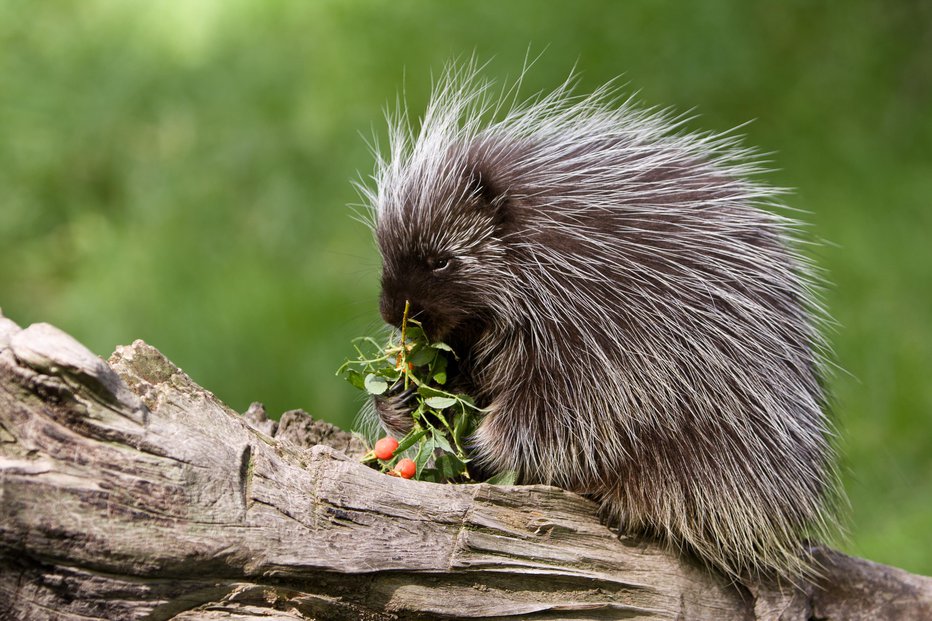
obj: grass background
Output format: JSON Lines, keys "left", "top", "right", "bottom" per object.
{"left": 1, "top": 0, "right": 929, "bottom": 574}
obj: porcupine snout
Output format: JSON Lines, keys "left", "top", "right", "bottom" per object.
{"left": 378, "top": 288, "right": 406, "bottom": 327}
{"left": 379, "top": 270, "right": 443, "bottom": 337}
{"left": 378, "top": 270, "right": 424, "bottom": 327}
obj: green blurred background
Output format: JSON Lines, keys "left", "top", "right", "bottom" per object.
{"left": 1, "top": 0, "right": 929, "bottom": 573}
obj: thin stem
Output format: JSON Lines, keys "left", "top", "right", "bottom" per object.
{"left": 401, "top": 299, "right": 411, "bottom": 389}
{"left": 400, "top": 299, "right": 411, "bottom": 347}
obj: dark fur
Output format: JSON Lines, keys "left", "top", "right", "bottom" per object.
{"left": 365, "top": 75, "right": 839, "bottom": 580}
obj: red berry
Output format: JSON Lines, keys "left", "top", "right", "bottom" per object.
{"left": 396, "top": 458, "right": 416, "bottom": 479}
{"left": 373, "top": 437, "right": 399, "bottom": 460}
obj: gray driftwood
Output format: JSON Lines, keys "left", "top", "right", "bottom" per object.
{"left": 0, "top": 313, "right": 929, "bottom": 621}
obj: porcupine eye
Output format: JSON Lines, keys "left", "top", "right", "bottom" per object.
{"left": 426, "top": 256, "right": 451, "bottom": 272}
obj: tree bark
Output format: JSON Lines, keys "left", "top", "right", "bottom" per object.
{"left": 0, "top": 313, "right": 929, "bottom": 620}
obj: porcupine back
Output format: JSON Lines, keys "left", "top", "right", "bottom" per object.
{"left": 363, "top": 67, "right": 841, "bottom": 581}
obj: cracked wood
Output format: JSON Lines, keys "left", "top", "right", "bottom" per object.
{"left": 0, "top": 312, "right": 929, "bottom": 620}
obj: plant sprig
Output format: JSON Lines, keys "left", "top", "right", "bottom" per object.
{"left": 338, "top": 301, "right": 484, "bottom": 483}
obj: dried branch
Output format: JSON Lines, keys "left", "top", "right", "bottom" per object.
{"left": 0, "top": 313, "right": 929, "bottom": 620}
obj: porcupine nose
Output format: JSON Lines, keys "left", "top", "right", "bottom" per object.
{"left": 381, "top": 290, "right": 419, "bottom": 328}
{"left": 380, "top": 291, "right": 425, "bottom": 330}
{"left": 379, "top": 292, "right": 402, "bottom": 327}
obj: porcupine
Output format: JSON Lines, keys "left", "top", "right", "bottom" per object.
{"left": 360, "top": 67, "right": 841, "bottom": 581}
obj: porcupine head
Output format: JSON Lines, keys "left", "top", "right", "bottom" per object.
{"left": 361, "top": 66, "right": 842, "bottom": 583}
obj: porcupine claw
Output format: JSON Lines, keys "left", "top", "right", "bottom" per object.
{"left": 596, "top": 501, "right": 622, "bottom": 536}
{"left": 373, "top": 385, "right": 417, "bottom": 437}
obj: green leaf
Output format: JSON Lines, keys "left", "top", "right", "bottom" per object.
{"left": 456, "top": 394, "right": 487, "bottom": 412}
{"left": 431, "top": 429, "right": 454, "bottom": 454}
{"left": 418, "top": 468, "right": 442, "bottom": 483}
{"left": 409, "top": 402, "right": 425, "bottom": 424}
{"left": 364, "top": 373, "right": 388, "bottom": 395}
{"left": 373, "top": 364, "right": 399, "bottom": 378}
{"left": 395, "top": 428, "right": 428, "bottom": 454}
{"left": 485, "top": 470, "right": 518, "bottom": 485}
{"left": 453, "top": 410, "right": 473, "bottom": 446}
{"left": 413, "top": 436, "right": 436, "bottom": 480}
{"left": 425, "top": 396, "right": 457, "bottom": 410}
{"left": 430, "top": 354, "right": 448, "bottom": 384}
{"left": 404, "top": 326, "right": 425, "bottom": 343}
{"left": 346, "top": 369, "right": 366, "bottom": 391}
{"left": 418, "top": 384, "right": 455, "bottom": 399}
{"left": 431, "top": 341, "right": 454, "bottom": 352}
{"left": 457, "top": 394, "right": 477, "bottom": 408}
{"left": 408, "top": 345, "right": 436, "bottom": 367}
{"left": 435, "top": 453, "right": 466, "bottom": 480}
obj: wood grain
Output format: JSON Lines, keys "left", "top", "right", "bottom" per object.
{"left": 0, "top": 312, "right": 929, "bottom": 620}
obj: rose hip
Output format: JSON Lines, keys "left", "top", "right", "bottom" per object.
{"left": 396, "top": 458, "right": 416, "bottom": 479}
{"left": 374, "top": 437, "right": 399, "bottom": 460}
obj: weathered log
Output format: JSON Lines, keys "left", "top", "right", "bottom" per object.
{"left": 0, "top": 312, "right": 929, "bottom": 620}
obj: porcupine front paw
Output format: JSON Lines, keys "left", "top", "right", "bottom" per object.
{"left": 596, "top": 497, "right": 632, "bottom": 540}
{"left": 373, "top": 386, "right": 416, "bottom": 437}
